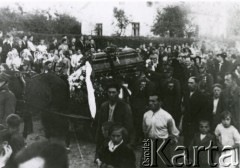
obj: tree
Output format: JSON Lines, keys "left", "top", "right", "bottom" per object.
{"left": 227, "top": 3, "right": 240, "bottom": 37}
{"left": 112, "top": 7, "right": 130, "bottom": 36}
{"left": 151, "top": 5, "right": 188, "bottom": 37}
{"left": 0, "top": 7, "right": 82, "bottom": 35}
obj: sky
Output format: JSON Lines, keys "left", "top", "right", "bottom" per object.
{"left": 0, "top": 0, "right": 238, "bottom": 37}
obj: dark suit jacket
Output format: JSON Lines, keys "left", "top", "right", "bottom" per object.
{"left": 96, "top": 99, "right": 134, "bottom": 148}
{"left": 183, "top": 89, "right": 207, "bottom": 124}
{"left": 162, "top": 78, "right": 181, "bottom": 123}
{"left": 189, "top": 133, "right": 216, "bottom": 166}
{"left": 215, "top": 60, "right": 233, "bottom": 81}
{"left": 205, "top": 96, "right": 224, "bottom": 130}
{"left": 222, "top": 86, "right": 240, "bottom": 131}
{"left": 182, "top": 89, "right": 207, "bottom": 145}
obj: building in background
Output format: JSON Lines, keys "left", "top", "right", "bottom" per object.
{"left": 0, "top": 0, "right": 235, "bottom": 38}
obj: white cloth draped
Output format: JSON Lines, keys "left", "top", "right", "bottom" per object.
{"left": 85, "top": 61, "right": 96, "bottom": 119}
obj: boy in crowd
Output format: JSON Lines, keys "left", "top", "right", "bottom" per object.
{"left": 189, "top": 120, "right": 216, "bottom": 167}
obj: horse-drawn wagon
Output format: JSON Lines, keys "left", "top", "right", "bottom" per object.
{"left": 5, "top": 48, "right": 144, "bottom": 139}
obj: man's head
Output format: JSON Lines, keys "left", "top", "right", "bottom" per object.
{"left": 45, "top": 61, "right": 53, "bottom": 70}
{"left": 224, "top": 73, "right": 235, "bottom": 88}
{"left": 148, "top": 94, "right": 161, "bottom": 112}
{"left": 185, "top": 57, "right": 191, "bottom": 67}
{"left": 107, "top": 82, "right": 120, "bottom": 103}
{"left": 188, "top": 76, "right": 198, "bottom": 91}
{"left": 199, "top": 120, "right": 210, "bottom": 135}
{"left": 216, "top": 54, "right": 225, "bottom": 63}
{"left": 212, "top": 84, "right": 222, "bottom": 98}
{"left": 149, "top": 54, "right": 158, "bottom": 64}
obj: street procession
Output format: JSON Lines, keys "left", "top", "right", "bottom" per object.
{"left": 0, "top": 0, "right": 240, "bottom": 168}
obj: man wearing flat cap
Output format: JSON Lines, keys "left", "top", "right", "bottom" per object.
{"left": 0, "top": 72, "right": 16, "bottom": 125}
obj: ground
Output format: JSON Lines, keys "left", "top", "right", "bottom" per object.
{"left": 23, "top": 116, "right": 142, "bottom": 168}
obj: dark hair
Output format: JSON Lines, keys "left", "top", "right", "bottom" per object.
{"left": 62, "top": 39, "right": 67, "bottom": 43}
{"left": 106, "top": 82, "right": 120, "bottom": 92}
{"left": 108, "top": 123, "right": 128, "bottom": 141}
{"left": 6, "top": 114, "right": 21, "bottom": 128}
{"left": 28, "top": 35, "right": 33, "bottom": 39}
{"left": 199, "top": 120, "right": 210, "bottom": 126}
{"left": 148, "top": 93, "right": 160, "bottom": 101}
{"left": 220, "top": 111, "right": 232, "bottom": 121}
{"left": 212, "top": 83, "right": 222, "bottom": 90}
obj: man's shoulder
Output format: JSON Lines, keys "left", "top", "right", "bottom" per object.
{"left": 159, "top": 108, "right": 173, "bottom": 118}
{"left": 117, "top": 99, "right": 130, "bottom": 106}
{"left": 101, "top": 101, "right": 109, "bottom": 107}
{"left": 143, "top": 110, "right": 153, "bottom": 118}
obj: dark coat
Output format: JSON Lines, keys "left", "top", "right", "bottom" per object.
{"left": 172, "top": 60, "right": 188, "bottom": 94}
{"left": 162, "top": 78, "right": 181, "bottom": 124}
{"left": 205, "top": 96, "right": 224, "bottom": 130}
{"left": 189, "top": 133, "right": 216, "bottom": 167}
{"left": 182, "top": 89, "right": 207, "bottom": 146}
{"left": 96, "top": 99, "right": 134, "bottom": 148}
{"left": 99, "top": 142, "right": 136, "bottom": 168}
{"left": 222, "top": 86, "right": 240, "bottom": 131}
{"left": 215, "top": 60, "right": 233, "bottom": 83}
{"left": 186, "top": 65, "right": 199, "bottom": 79}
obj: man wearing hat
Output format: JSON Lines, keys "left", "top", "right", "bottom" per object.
{"left": 215, "top": 53, "right": 233, "bottom": 84}
{"left": 0, "top": 72, "right": 16, "bottom": 125}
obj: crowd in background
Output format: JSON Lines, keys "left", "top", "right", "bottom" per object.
{"left": 0, "top": 30, "right": 240, "bottom": 168}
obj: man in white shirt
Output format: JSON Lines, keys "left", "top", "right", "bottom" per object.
{"left": 143, "top": 94, "right": 179, "bottom": 140}
{"left": 142, "top": 94, "right": 179, "bottom": 167}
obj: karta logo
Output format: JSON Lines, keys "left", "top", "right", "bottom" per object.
{"left": 142, "top": 139, "right": 239, "bottom": 167}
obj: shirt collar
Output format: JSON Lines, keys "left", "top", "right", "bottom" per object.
{"left": 108, "top": 140, "right": 123, "bottom": 152}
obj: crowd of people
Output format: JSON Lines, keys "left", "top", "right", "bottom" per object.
{"left": 0, "top": 30, "right": 240, "bottom": 168}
